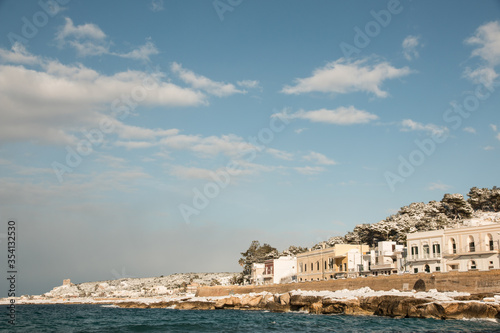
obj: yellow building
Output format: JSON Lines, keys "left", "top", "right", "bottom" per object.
{"left": 297, "top": 243, "right": 370, "bottom": 282}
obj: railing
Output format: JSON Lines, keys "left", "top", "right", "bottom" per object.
{"left": 442, "top": 243, "right": 498, "bottom": 256}
{"left": 370, "top": 263, "right": 395, "bottom": 270}
{"left": 409, "top": 253, "right": 441, "bottom": 260}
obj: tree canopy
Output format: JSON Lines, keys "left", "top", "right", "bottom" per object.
{"left": 238, "top": 241, "right": 278, "bottom": 276}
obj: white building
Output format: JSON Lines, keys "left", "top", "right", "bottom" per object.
{"left": 272, "top": 256, "right": 297, "bottom": 284}
{"left": 261, "top": 256, "right": 297, "bottom": 284}
{"left": 406, "top": 223, "right": 500, "bottom": 274}
{"left": 364, "top": 241, "right": 405, "bottom": 276}
{"left": 250, "top": 263, "right": 265, "bottom": 285}
{"left": 346, "top": 249, "right": 364, "bottom": 277}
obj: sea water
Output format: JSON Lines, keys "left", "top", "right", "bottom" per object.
{"left": 1, "top": 304, "right": 500, "bottom": 332}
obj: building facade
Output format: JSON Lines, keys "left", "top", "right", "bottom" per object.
{"left": 364, "top": 241, "right": 406, "bottom": 276}
{"left": 262, "top": 259, "right": 274, "bottom": 284}
{"left": 261, "top": 256, "right": 297, "bottom": 284}
{"left": 406, "top": 223, "right": 500, "bottom": 273}
{"left": 297, "top": 244, "right": 370, "bottom": 282}
{"left": 250, "top": 263, "right": 265, "bottom": 285}
{"left": 272, "top": 256, "right": 297, "bottom": 284}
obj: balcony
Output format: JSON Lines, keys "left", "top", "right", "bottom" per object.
{"left": 370, "top": 263, "right": 396, "bottom": 270}
{"left": 408, "top": 253, "right": 442, "bottom": 261}
{"left": 442, "top": 244, "right": 499, "bottom": 257}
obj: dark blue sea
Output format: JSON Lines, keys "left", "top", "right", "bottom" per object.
{"left": 1, "top": 304, "right": 500, "bottom": 332}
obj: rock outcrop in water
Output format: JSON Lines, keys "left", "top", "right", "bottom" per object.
{"left": 114, "top": 290, "right": 500, "bottom": 320}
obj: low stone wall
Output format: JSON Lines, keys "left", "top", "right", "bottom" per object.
{"left": 196, "top": 270, "right": 500, "bottom": 297}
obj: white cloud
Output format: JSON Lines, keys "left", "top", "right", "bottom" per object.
{"left": 497, "top": 133, "right": 500, "bottom": 141}
{"left": 57, "top": 17, "right": 106, "bottom": 41}
{"left": 428, "top": 182, "right": 452, "bottom": 191}
{"left": 149, "top": 0, "right": 164, "bottom": 12}
{"left": 402, "top": 35, "right": 421, "bottom": 61}
{"left": 115, "top": 40, "right": 159, "bottom": 61}
{"left": 169, "top": 165, "right": 216, "bottom": 180}
{"left": 115, "top": 125, "right": 179, "bottom": 140}
{"left": 169, "top": 160, "right": 275, "bottom": 181}
{"left": 400, "top": 119, "right": 449, "bottom": 137}
{"left": 0, "top": 55, "right": 205, "bottom": 144}
{"left": 115, "top": 131, "right": 260, "bottom": 158}
{"left": 272, "top": 106, "right": 378, "bottom": 125}
{"left": 463, "top": 127, "right": 476, "bottom": 134}
{"left": 281, "top": 58, "right": 413, "bottom": 97}
{"left": 466, "top": 21, "right": 500, "bottom": 66}
{"left": 56, "top": 17, "right": 159, "bottom": 61}
{"left": 158, "top": 133, "right": 258, "bottom": 158}
{"left": 95, "top": 155, "right": 127, "bottom": 169}
{"left": 463, "top": 66, "right": 498, "bottom": 88}
{"left": 294, "top": 128, "right": 307, "bottom": 134}
{"left": 464, "top": 21, "right": 500, "bottom": 87}
{"left": 0, "top": 43, "right": 40, "bottom": 65}
{"left": 267, "top": 148, "right": 293, "bottom": 161}
{"left": 171, "top": 62, "right": 245, "bottom": 97}
{"left": 237, "top": 80, "right": 261, "bottom": 89}
{"left": 0, "top": 160, "right": 54, "bottom": 176}
{"left": 56, "top": 18, "right": 110, "bottom": 57}
{"left": 294, "top": 166, "right": 325, "bottom": 175}
{"left": 491, "top": 124, "right": 498, "bottom": 132}
{"left": 303, "top": 151, "right": 336, "bottom": 165}
{"left": 484, "top": 146, "right": 495, "bottom": 150}
{"left": 115, "top": 141, "right": 155, "bottom": 149}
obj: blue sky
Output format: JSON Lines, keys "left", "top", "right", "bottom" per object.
{"left": 0, "top": 0, "right": 500, "bottom": 295}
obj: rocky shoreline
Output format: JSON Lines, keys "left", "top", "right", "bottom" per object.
{"left": 114, "top": 289, "right": 500, "bottom": 321}
{"left": 5, "top": 285, "right": 500, "bottom": 321}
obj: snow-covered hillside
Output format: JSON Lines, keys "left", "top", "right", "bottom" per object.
{"left": 312, "top": 187, "right": 500, "bottom": 249}
{"left": 43, "top": 272, "right": 237, "bottom": 298}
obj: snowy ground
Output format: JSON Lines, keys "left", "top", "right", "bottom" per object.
{"left": 289, "top": 287, "right": 472, "bottom": 302}
{"left": 462, "top": 211, "right": 500, "bottom": 226}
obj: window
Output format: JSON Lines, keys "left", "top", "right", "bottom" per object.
{"left": 423, "top": 244, "right": 430, "bottom": 258}
{"left": 468, "top": 236, "right": 475, "bottom": 252}
{"left": 311, "top": 263, "right": 313, "bottom": 271}
{"left": 449, "top": 238, "right": 456, "bottom": 254}
{"left": 324, "top": 261, "right": 327, "bottom": 270}
{"left": 343, "top": 263, "right": 347, "bottom": 271}
{"left": 432, "top": 243, "right": 441, "bottom": 258}
{"left": 414, "top": 268, "right": 418, "bottom": 273}
{"left": 411, "top": 245, "right": 419, "bottom": 259}
{"left": 328, "top": 258, "right": 334, "bottom": 269}
{"left": 317, "top": 261, "right": 320, "bottom": 271}
{"left": 486, "top": 234, "right": 494, "bottom": 251}
{"left": 469, "top": 260, "right": 477, "bottom": 270}
{"left": 304, "top": 264, "right": 306, "bottom": 272}
{"left": 435, "top": 266, "right": 441, "bottom": 272}
{"left": 424, "top": 264, "right": 430, "bottom": 273}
